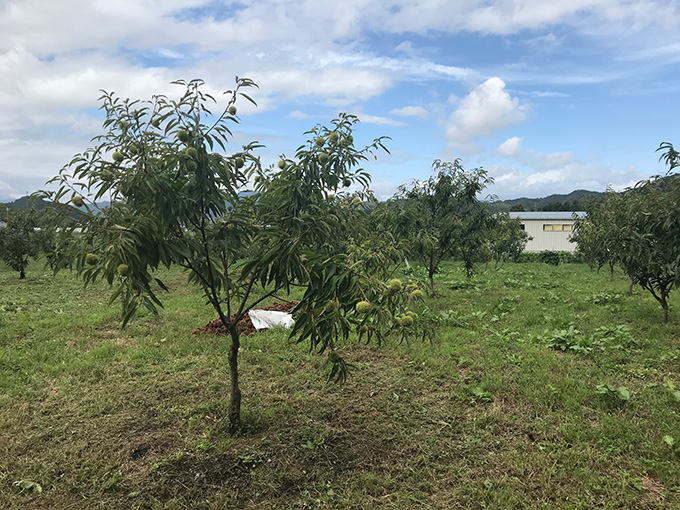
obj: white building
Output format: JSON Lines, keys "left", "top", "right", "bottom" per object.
{"left": 508, "top": 211, "right": 586, "bottom": 252}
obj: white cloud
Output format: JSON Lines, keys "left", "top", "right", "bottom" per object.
{"left": 390, "top": 106, "right": 428, "bottom": 119}
{"left": 454, "top": 78, "right": 528, "bottom": 135}
{"left": 622, "top": 42, "right": 680, "bottom": 62}
{"left": 539, "top": 151, "right": 573, "bottom": 170}
{"left": 3, "top": 1, "right": 679, "bottom": 58}
{"left": 311, "top": 49, "right": 476, "bottom": 83}
{"left": 395, "top": 41, "right": 415, "bottom": 54}
{"left": 250, "top": 68, "right": 393, "bottom": 103}
{"left": 487, "top": 130, "right": 651, "bottom": 199}
{"left": 353, "top": 113, "right": 405, "bottom": 127}
{"left": 445, "top": 77, "right": 529, "bottom": 152}
{"left": 378, "top": 0, "right": 680, "bottom": 36}
{"left": 526, "top": 32, "right": 562, "bottom": 50}
{"left": 495, "top": 136, "right": 575, "bottom": 170}
{"left": 1, "top": 0, "right": 679, "bottom": 202}
{"left": 288, "top": 110, "right": 314, "bottom": 119}
{"left": 486, "top": 158, "right": 646, "bottom": 200}
{"left": 529, "top": 90, "right": 570, "bottom": 98}
{"left": 498, "top": 136, "right": 523, "bottom": 157}
{"left": 0, "top": 133, "right": 92, "bottom": 201}
{"left": 0, "top": 180, "right": 22, "bottom": 201}
{"left": 370, "top": 180, "right": 399, "bottom": 201}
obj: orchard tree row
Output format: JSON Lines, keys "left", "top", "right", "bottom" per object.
{"left": 572, "top": 148, "right": 680, "bottom": 322}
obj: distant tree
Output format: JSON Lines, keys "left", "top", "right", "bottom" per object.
{"left": 395, "top": 159, "right": 494, "bottom": 294}
{"left": 571, "top": 196, "right": 618, "bottom": 275}
{"left": 540, "top": 201, "right": 579, "bottom": 212}
{"left": 0, "top": 209, "right": 48, "bottom": 279}
{"left": 488, "top": 213, "right": 531, "bottom": 268}
{"left": 509, "top": 204, "right": 525, "bottom": 212}
{"left": 454, "top": 201, "right": 495, "bottom": 277}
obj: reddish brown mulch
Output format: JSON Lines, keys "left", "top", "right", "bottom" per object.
{"left": 192, "top": 301, "right": 299, "bottom": 337}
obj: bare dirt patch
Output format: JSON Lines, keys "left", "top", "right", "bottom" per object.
{"left": 192, "top": 301, "right": 298, "bottom": 337}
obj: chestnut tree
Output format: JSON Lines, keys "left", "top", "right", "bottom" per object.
{"left": 574, "top": 140, "right": 680, "bottom": 322}
{"left": 607, "top": 174, "right": 680, "bottom": 322}
{"left": 488, "top": 212, "right": 530, "bottom": 268}
{"left": 39, "top": 78, "right": 424, "bottom": 430}
{"left": 394, "top": 159, "right": 494, "bottom": 293}
{"left": 0, "top": 209, "right": 52, "bottom": 279}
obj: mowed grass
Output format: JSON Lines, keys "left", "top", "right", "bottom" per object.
{"left": 1, "top": 259, "right": 679, "bottom": 509}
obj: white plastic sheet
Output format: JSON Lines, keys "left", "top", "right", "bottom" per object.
{"left": 248, "top": 309, "right": 295, "bottom": 331}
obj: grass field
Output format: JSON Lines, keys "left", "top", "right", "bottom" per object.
{"left": 1, "top": 259, "right": 679, "bottom": 509}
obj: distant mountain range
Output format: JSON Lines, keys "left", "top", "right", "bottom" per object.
{"left": 489, "top": 189, "right": 605, "bottom": 212}
{"left": 2, "top": 189, "right": 606, "bottom": 213}
{"left": 0, "top": 195, "right": 53, "bottom": 211}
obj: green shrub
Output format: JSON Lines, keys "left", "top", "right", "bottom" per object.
{"left": 539, "top": 251, "right": 561, "bottom": 266}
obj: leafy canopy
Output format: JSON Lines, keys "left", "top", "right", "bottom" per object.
{"left": 39, "top": 78, "right": 429, "bottom": 429}
{"left": 393, "top": 159, "right": 494, "bottom": 290}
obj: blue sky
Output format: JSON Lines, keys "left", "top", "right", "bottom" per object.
{"left": 1, "top": 0, "right": 679, "bottom": 202}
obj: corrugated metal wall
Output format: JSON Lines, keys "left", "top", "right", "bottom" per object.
{"left": 522, "top": 219, "right": 577, "bottom": 252}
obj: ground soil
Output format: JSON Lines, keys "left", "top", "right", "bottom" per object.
{"left": 192, "top": 301, "right": 299, "bottom": 337}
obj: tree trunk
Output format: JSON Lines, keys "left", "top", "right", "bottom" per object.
{"left": 609, "top": 262, "right": 614, "bottom": 278}
{"left": 228, "top": 325, "right": 242, "bottom": 431}
{"left": 646, "top": 283, "right": 670, "bottom": 324}
{"left": 428, "top": 253, "right": 435, "bottom": 298}
{"left": 628, "top": 277, "right": 634, "bottom": 297}
{"left": 19, "top": 267, "right": 25, "bottom": 279}
{"left": 661, "top": 292, "right": 669, "bottom": 323}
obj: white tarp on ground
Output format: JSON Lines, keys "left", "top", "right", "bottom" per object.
{"left": 248, "top": 310, "right": 295, "bottom": 331}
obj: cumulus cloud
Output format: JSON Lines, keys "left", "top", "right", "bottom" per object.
{"left": 487, "top": 130, "right": 652, "bottom": 199}
{"left": 498, "top": 136, "right": 523, "bottom": 157}
{"left": 445, "top": 78, "right": 529, "bottom": 152}
{"left": 495, "top": 136, "right": 575, "bottom": 170}
{"left": 454, "top": 78, "right": 528, "bottom": 135}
